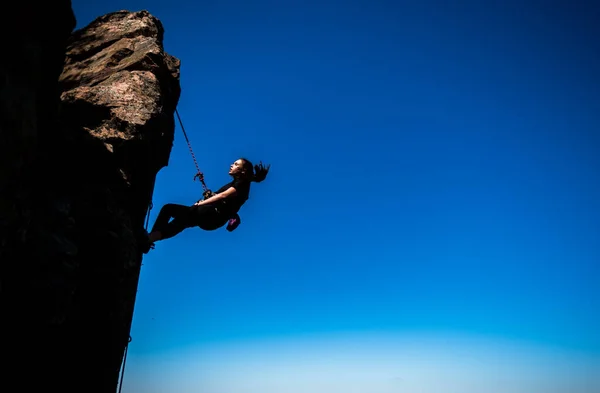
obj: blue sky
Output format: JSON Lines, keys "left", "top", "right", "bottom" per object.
{"left": 71, "top": 1, "right": 600, "bottom": 392}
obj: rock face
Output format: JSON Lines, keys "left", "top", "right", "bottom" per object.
{"left": 0, "top": 4, "right": 180, "bottom": 392}
{"left": 59, "top": 10, "right": 181, "bottom": 225}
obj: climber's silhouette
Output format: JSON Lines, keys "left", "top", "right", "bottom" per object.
{"left": 140, "top": 158, "right": 270, "bottom": 253}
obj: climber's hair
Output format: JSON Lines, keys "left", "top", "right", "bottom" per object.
{"left": 239, "top": 158, "right": 270, "bottom": 183}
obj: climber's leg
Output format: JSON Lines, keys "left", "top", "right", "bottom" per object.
{"left": 149, "top": 203, "right": 197, "bottom": 241}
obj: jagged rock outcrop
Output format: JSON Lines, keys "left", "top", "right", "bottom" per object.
{"left": 59, "top": 9, "right": 181, "bottom": 225}
{"left": 1, "top": 4, "right": 180, "bottom": 392}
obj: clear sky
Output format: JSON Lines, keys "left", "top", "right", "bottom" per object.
{"left": 70, "top": 1, "right": 600, "bottom": 392}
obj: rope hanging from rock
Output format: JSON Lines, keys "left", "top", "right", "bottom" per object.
{"left": 117, "top": 335, "right": 132, "bottom": 393}
{"left": 175, "top": 108, "right": 215, "bottom": 200}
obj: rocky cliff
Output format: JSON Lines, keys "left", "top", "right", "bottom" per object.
{"left": 0, "top": 3, "right": 180, "bottom": 391}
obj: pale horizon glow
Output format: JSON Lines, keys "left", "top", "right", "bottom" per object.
{"left": 121, "top": 332, "right": 600, "bottom": 393}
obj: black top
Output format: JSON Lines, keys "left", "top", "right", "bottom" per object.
{"left": 214, "top": 177, "right": 251, "bottom": 215}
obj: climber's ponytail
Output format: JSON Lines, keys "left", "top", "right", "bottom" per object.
{"left": 251, "top": 161, "right": 270, "bottom": 183}
{"left": 239, "top": 158, "right": 270, "bottom": 183}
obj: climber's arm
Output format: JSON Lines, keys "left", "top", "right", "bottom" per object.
{"left": 194, "top": 187, "right": 237, "bottom": 206}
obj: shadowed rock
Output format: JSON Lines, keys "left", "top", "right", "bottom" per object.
{"left": 1, "top": 5, "right": 180, "bottom": 392}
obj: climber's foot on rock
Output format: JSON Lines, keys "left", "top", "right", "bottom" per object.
{"left": 137, "top": 229, "right": 154, "bottom": 254}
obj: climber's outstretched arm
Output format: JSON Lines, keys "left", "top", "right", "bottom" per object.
{"left": 194, "top": 187, "right": 237, "bottom": 206}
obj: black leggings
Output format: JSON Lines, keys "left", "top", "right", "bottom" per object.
{"left": 150, "top": 203, "right": 229, "bottom": 240}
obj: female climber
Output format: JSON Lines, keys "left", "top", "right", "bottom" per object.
{"left": 140, "top": 158, "right": 270, "bottom": 253}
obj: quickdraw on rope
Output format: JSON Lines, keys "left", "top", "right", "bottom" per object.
{"left": 175, "top": 108, "right": 215, "bottom": 200}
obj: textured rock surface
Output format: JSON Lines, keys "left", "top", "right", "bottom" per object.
{"left": 59, "top": 10, "right": 181, "bottom": 224}
{"left": 1, "top": 5, "right": 180, "bottom": 392}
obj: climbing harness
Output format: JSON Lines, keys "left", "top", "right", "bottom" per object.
{"left": 175, "top": 108, "right": 215, "bottom": 200}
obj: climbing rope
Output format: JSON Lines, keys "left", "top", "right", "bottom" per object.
{"left": 118, "top": 139, "right": 154, "bottom": 392}
{"left": 118, "top": 198, "right": 150, "bottom": 392}
{"left": 117, "top": 335, "right": 132, "bottom": 393}
{"left": 174, "top": 108, "right": 214, "bottom": 199}
{"left": 145, "top": 199, "right": 153, "bottom": 231}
